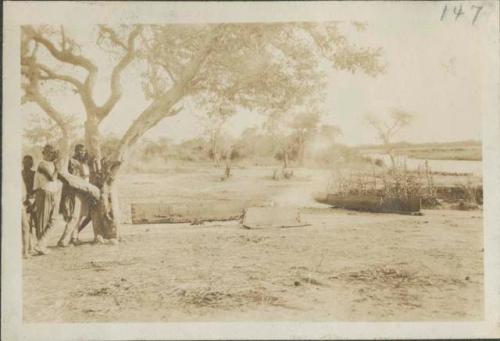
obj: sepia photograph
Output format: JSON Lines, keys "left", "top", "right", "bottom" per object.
{"left": 2, "top": 1, "right": 500, "bottom": 340}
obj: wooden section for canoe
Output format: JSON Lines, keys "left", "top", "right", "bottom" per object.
{"left": 435, "top": 185, "right": 483, "bottom": 204}
{"left": 130, "top": 202, "right": 245, "bottom": 224}
{"left": 58, "top": 172, "right": 100, "bottom": 200}
{"left": 242, "top": 207, "right": 309, "bottom": 229}
{"left": 320, "top": 194, "right": 421, "bottom": 214}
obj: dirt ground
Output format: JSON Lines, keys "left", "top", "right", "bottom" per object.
{"left": 23, "top": 166, "right": 484, "bottom": 322}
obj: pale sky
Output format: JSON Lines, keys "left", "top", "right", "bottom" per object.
{"left": 23, "top": 3, "right": 485, "bottom": 146}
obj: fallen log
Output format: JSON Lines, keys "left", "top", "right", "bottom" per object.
{"left": 130, "top": 202, "right": 246, "bottom": 224}
{"left": 318, "top": 194, "right": 421, "bottom": 214}
{"left": 435, "top": 185, "right": 483, "bottom": 204}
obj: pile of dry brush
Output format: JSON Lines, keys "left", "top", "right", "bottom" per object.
{"left": 327, "top": 160, "right": 481, "bottom": 209}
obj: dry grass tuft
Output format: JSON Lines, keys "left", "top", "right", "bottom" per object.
{"left": 172, "top": 286, "right": 284, "bottom": 309}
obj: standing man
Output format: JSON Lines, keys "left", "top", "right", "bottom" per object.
{"left": 32, "top": 144, "right": 61, "bottom": 255}
{"left": 22, "top": 155, "right": 36, "bottom": 258}
{"left": 58, "top": 144, "right": 90, "bottom": 247}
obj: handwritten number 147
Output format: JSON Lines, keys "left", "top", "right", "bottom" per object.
{"left": 441, "top": 4, "right": 483, "bottom": 25}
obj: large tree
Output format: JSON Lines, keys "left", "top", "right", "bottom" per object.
{"left": 21, "top": 22, "right": 384, "bottom": 240}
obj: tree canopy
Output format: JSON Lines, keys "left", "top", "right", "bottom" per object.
{"left": 22, "top": 22, "right": 384, "bottom": 162}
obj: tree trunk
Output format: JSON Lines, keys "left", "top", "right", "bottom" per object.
{"left": 224, "top": 146, "right": 232, "bottom": 179}
{"left": 101, "top": 90, "right": 184, "bottom": 240}
{"left": 84, "top": 116, "right": 120, "bottom": 241}
{"left": 297, "top": 132, "right": 305, "bottom": 166}
{"left": 90, "top": 177, "right": 120, "bottom": 241}
{"left": 85, "top": 117, "right": 103, "bottom": 183}
{"left": 211, "top": 133, "right": 220, "bottom": 167}
{"left": 388, "top": 150, "right": 396, "bottom": 170}
{"left": 56, "top": 130, "right": 71, "bottom": 171}
{"left": 283, "top": 149, "right": 289, "bottom": 169}
{"left": 383, "top": 140, "right": 396, "bottom": 170}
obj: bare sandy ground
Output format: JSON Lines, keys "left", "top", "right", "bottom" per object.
{"left": 23, "top": 167, "right": 483, "bottom": 322}
{"left": 23, "top": 211, "right": 483, "bottom": 322}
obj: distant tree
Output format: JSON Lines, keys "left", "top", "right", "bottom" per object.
{"left": 364, "top": 108, "right": 414, "bottom": 168}
{"left": 218, "top": 134, "right": 238, "bottom": 180}
{"left": 265, "top": 111, "right": 295, "bottom": 170}
{"left": 177, "top": 138, "right": 209, "bottom": 162}
{"left": 236, "top": 127, "right": 274, "bottom": 160}
{"left": 289, "top": 111, "right": 321, "bottom": 165}
{"left": 318, "top": 124, "right": 343, "bottom": 143}
{"left": 100, "top": 135, "right": 122, "bottom": 160}
{"left": 198, "top": 98, "right": 235, "bottom": 167}
{"left": 303, "top": 124, "right": 343, "bottom": 164}
{"left": 135, "top": 138, "right": 169, "bottom": 163}
{"left": 266, "top": 106, "right": 324, "bottom": 169}
{"left": 23, "top": 112, "right": 80, "bottom": 149}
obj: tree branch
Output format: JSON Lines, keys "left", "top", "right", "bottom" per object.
{"left": 113, "top": 87, "right": 185, "bottom": 162}
{"left": 98, "top": 25, "right": 128, "bottom": 50}
{"left": 60, "top": 25, "right": 67, "bottom": 51}
{"left": 23, "top": 26, "right": 100, "bottom": 114}
{"left": 158, "top": 61, "right": 177, "bottom": 84}
{"left": 24, "top": 83, "right": 70, "bottom": 140}
{"left": 24, "top": 26, "right": 97, "bottom": 73}
{"left": 140, "top": 31, "right": 178, "bottom": 85}
{"left": 36, "top": 63, "right": 83, "bottom": 90}
{"left": 96, "top": 25, "right": 143, "bottom": 121}
{"left": 386, "top": 120, "right": 401, "bottom": 138}
{"left": 112, "top": 28, "right": 221, "bottom": 162}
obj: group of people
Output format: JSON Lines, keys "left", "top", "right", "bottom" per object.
{"left": 22, "top": 143, "right": 100, "bottom": 257}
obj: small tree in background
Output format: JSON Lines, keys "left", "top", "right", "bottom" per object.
{"left": 364, "top": 108, "right": 414, "bottom": 169}
{"left": 288, "top": 111, "right": 321, "bottom": 166}
{"left": 234, "top": 127, "right": 275, "bottom": 163}
{"left": 218, "top": 133, "right": 239, "bottom": 180}
{"left": 23, "top": 113, "right": 80, "bottom": 161}
{"left": 266, "top": 105, "right": 324, "bottom": 172}
{"left": 198, "top": 98, "right": 235, "bottom": 167}
{"left": 318, "top": 124, "right": 343, "bottom": 143}
{"left": 265, "top": 111, "right": 296, "bottom": 171}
